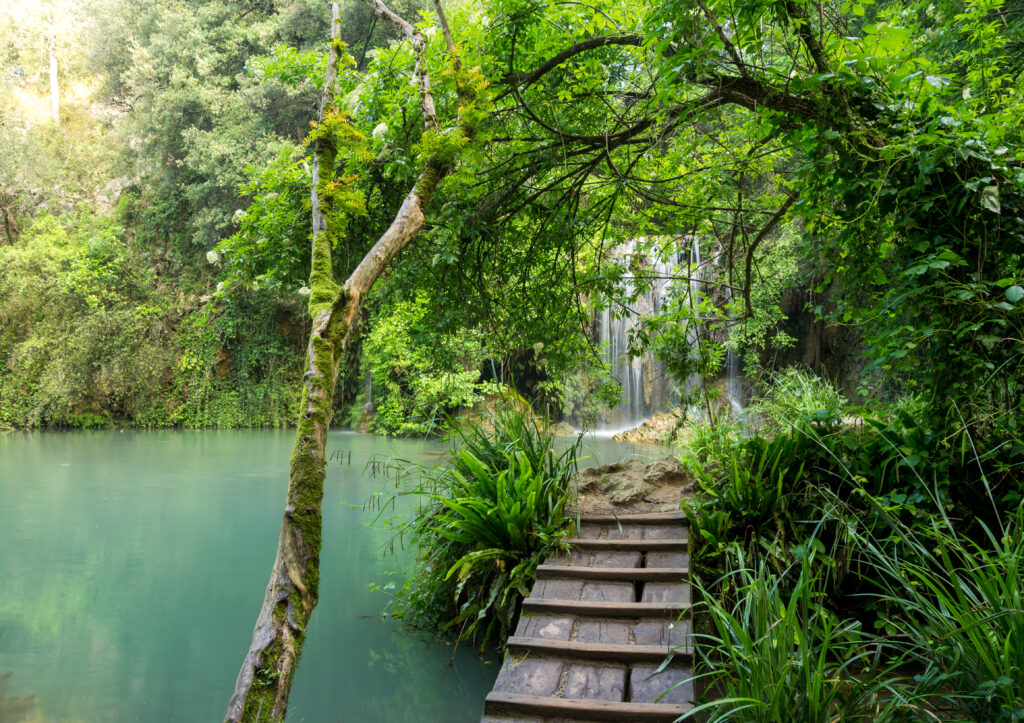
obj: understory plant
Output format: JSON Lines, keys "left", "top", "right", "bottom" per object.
{"left": 854, "top": 500, "right": 1024, "bottom": 722}
{"left": 689, "top": 552, "right": 922, "bottom": 723}
{"left": 681, "top": 366, "right": 1024, "bottom": 720}
{"left": 383, "top": 409, "right": 582, "bottom": 649}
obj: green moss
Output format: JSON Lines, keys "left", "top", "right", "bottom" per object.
{"left": 413, "top": 162, "right": 441, "bottom": 205}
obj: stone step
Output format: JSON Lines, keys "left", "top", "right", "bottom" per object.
{"left": 521, "top": 599, "right": 689, "bottom": 617}
{"left": 576, "top": 523, "right": 685, "bottom": 541}
{"left": 482, "top": 510, "right": 693, "bottom": 723}
{"left": 484, "top": 692, "right": 692, "bottom": 722}
{"left": 506, "top": 636, "right": 693, "bottom": 662}
{"left": 536, "top": 564, "right": 689, "bottom": 582}
{"left": 579, "top": 511, "right": 688, "bottom": 525}
{"left": 515, "top": 614, "right": 691, "bottom": 649}
{"left": 566, "top": 538, "right": 687, "bottom": 551}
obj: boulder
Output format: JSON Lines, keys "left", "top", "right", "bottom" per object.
{"left": 578, "top": 456, "right": 691, "bottom": 506}
{"left": 611, "top": 411, "right": 683, "bottom": 445}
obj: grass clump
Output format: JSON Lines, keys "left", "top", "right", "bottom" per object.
{"left": 678, "top": 366, "right": 1024, "bottom": 721}
{"left": 383, "top": 409, "right": 581, "bottom": 649}
{"left": 691, "top": 554, "right": 921, "bottom": 723}
{"left": 855, "top": 501, "right": 1024, "bottom": 721}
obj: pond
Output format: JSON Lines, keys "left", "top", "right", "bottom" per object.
{"left": 0, "top": 429, "right": 662, "bottom": 722}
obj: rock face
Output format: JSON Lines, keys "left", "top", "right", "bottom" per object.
{"left": 610, "top": 411, "right": 683, "bottom": 446}
{"left": 577, "top": 456, "right": 692, "bottom": 510}
{"left": 579, "top": 460, "right": 650, "bottom": 504}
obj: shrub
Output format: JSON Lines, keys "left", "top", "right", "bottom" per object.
{"left": 382, "top": 409, "right": 582, "bottom": 648}
{"left": 747, "top": 367, "right": 847, "bottom": 434}
{"left": 689, "top": 553, "right": 919, "bottom": 723}
{"left": 362, "top": 293, "right": 494, "bottom": 436}
{"left": 854, "top": 502, "right": 1024, "bottom": 722}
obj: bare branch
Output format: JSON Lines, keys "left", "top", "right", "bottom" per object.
{"left": 696, "top": 0, "right": 749, "bottom": 76}
{"left": 501, "top": 34, "right": 643, "bottom": 89}
{"left": 781, "top": 0, "right": 830, "bottom": 74}
{"left": 369, "top": 0, "right": 438, "bottom": 129}
{"left": 431, "top": 0, "right": 458, "bottom": 59}
{"left": 743, "top": 192, "right": 798, "bottom": 317}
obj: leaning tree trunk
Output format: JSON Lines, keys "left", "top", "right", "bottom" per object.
{"left": 225, "top": 2, "right": 479, "bottom": 721}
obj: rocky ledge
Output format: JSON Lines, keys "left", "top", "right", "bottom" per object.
{"left": 610, "top": 411, "right": 685, "bottom": 446}
{"left": 574, "top": 455, "right": 694, "bottom": 514}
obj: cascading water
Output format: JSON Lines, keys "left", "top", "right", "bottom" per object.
{"left": 726, "top": 349, "right": 744, "bottom": 414}
{"left": 593, "top": 239, "right": 699, "bottom": 432}
{"left": 721, "top": 285, "right": 746, "bottom": 416}
{"left": 590, "top": 236, "right": 746, "bottom": 432}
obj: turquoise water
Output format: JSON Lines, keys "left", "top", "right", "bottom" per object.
{"left": 0, "top": 430, "right": 658, "bottom": 722}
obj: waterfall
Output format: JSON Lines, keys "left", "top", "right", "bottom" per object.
{"left": 362, "top": 369, "right": 374, "bottom": 413}
{"left": 589, "top": 236, "right": 747, "bottom": 431}
{"left": 593, "top": 239, "right": 688, "bottom": 432}
{"left": 721, "top": 285, "right": 745, "bottom": 416}
{"left": 726, "top": 350, "right": 744, "bottom": 414}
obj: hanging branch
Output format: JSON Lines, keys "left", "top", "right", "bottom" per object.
{"left": 224, "top": 1, "right": 484, "bottom": 721}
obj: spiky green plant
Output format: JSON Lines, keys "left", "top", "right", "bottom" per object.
{"left": 687, "top": 553, "right": 924, "bottom": 723}
{"left": 384, "top": 409, "right": 582, "bottom": 648}
{"left": 853, "top": 502, "right": 1024, "bottom": 721}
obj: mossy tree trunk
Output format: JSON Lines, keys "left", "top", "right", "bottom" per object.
{"left": 224, "top": 2, "right": 481, "bottom": 721}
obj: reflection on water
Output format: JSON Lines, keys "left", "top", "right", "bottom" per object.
{"left": 0, "top": 430, "right": 657, "bottom": 722}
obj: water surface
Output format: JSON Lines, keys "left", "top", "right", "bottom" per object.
{"left": 0, "top": 429, "right": 658, "bottom": 722}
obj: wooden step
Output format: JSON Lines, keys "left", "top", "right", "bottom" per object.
{"left": 521, "top": 599, "right": 689, "bottom": 617}
{"left": 580, "top": 511, "right": 688, "bottom": 525}
{"left": 506, "top": 636, "right": 692, "bottom": 662}
{"left": 536, "top": 564, "right": 689, "bottom": 582}
{"left": 567, "top": 538, "right": 687, "bottom": 551}
{"left": 484, "top": 691, "right": 692, "bottom": 722}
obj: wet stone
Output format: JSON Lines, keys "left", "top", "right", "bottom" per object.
{"left": 592, "top": 551, "right": 642, "bottom": 568}
{"left": 576, "top": 620, "right": 630, "bottom": 645}
{"left": 601, "top": 523, "right": 646, "bottom": 540}
{"left": 642, "top": 524, "right": 684, "bottom": 540}
{"left": 629, "top": 663, "right": 694, "bottom": 705}
{"left": 515, "top": 615, "right": 573, "bottom": 641}
{"left": 633, "top": 618, "right": 691, "bottom": 648}
{"left": 563, "top": 663, "right": 626, "bottom": 701}
{"left": 645, "top": 551, "right": 689, "bottom": 568}
{"left": 581, "top": 581, "right": 634, "bottom": 602}
{"left": 641, "top": 582, "right": 690, "bottom": 604}
{"left": 548, "top": 550, "right": 592, "bottom": 567}
{"left": 532, "top": 579, "right": 584, "bottom": 600}
{"left": 492, "top": 656, "right": 564, "bottom": 697}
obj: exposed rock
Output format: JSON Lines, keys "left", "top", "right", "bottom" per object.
{"left": 548, "top": 421, "right": 577, "bottom": 438}
{"left": 611, "top": 410, "right": 684, "bottom": 445}
{"left": 576, "top": 455, "right": 693, "bottom": 513}
{"left": 643, "top": 456, "right": 687, "bottom": 487}
{"left": 579, "top": 460, "right": 650, "bottom": 504}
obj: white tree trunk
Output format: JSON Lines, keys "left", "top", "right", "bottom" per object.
{"left": 48, "top": 33, "right": 59, "bottom": 125}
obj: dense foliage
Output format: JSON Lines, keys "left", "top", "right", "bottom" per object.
{"left": 380, "top": 410, "right": 581, "bottom": 648}
{"left": 682, "top": 370, "right": 1024, "bottom": 720}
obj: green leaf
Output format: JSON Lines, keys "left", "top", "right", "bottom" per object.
{"left": 981, "top": 186, "right": 1001, "bottom": 214}
{"left": 1005, "top": 286, "right": 1024, "bottom": 304}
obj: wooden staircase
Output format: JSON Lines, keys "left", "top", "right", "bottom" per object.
{"left": 482, "top": 511, "right": 693, "bottom": 722}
